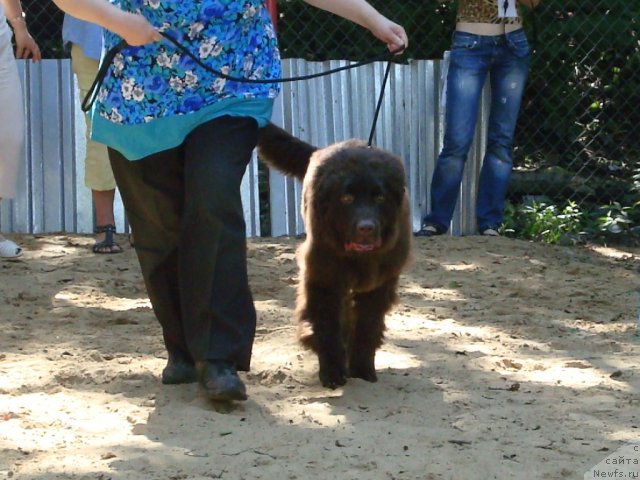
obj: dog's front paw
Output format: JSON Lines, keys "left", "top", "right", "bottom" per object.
{"left": 318, "top": 361, "right": 347, "bottom": 389}
{"left": 349, "top": 364, "right": 378, "bottom": 383}
{"left": 315, "top": 338, "right": 347, "bottom": 389}
{"left": 349, "top": 352, "right": 378, "bottom": 382}
{"left": 318, "top": 355, "right": 347, "bottom": 389}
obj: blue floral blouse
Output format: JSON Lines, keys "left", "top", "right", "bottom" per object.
{"left": 92, "top": 0, "right": 281, "bottom": 160}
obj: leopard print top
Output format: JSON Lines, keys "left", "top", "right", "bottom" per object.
{"left": 456, "top": 0, "right": 522, "bottom": 24}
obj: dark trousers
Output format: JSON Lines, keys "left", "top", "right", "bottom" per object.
{"left": 109, "top": 116, "right": 258, "bottom": 371}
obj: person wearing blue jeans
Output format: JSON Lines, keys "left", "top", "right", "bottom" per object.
{"left": 417, "top": 0, "right": 539, "bottom": 237}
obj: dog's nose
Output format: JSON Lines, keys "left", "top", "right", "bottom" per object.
{"left": 357, "top": 220, "right": 376, "bottom": 235}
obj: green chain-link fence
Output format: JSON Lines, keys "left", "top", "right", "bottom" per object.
{"left": 19, "top": 0, "right": 640, "bottom": 244}
{"left": 511, "top": 1, "right": 639, "bottom": 245}
{"left": 276, "top": 0, "right": 640, "bottom": 245}
{"left": 20, "top": 1, "right": 65, "bottom": 58}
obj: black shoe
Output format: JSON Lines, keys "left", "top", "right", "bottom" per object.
{"left": 197, "top": 360, "right": 248, "bottom": 402}
{"left": 162, "top": 351, "right": 197, "bottom": 385}
{"left": 414, "top": 223, "right": 445, "bottom": 237}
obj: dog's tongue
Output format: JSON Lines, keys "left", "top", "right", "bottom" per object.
{"left": 344, "top": 242, "right": 378, "bottom": 252}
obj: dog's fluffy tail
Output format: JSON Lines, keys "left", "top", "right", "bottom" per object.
{"left": 257, "top": 122, "right": 316, "bottom": 181}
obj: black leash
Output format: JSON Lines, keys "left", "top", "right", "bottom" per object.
{"left": 367, "top": 61, "right": 392, "bottom": 147}
{"left": 82, "top": 31, "right": 404, "bottom": 147}
{"left": 81, "top": 39, "right": 127, "bottom": 113}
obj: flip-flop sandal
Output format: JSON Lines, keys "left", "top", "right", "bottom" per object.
{"left": 0, "top": 237, "right": 23, "bottom": 258}
{"left": 93, "top": 224, "right": 123, "bottom": 254}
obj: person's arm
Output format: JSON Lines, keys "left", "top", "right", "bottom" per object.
{"left": 51, "top": 0, "right": 160, "bottom": 46}
{"left": 303, "top": 0, "right": 408, "bottom": 52}
{"left": 1, "top": 0, "right": 41, "bottom": 60}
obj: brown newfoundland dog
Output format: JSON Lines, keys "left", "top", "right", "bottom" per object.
{"left": 257, "top": 123, "right": 411, "bottom": 389}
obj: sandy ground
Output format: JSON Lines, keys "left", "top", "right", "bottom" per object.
{"left": 1, "top": 233, "right": 639, "bottom": 480}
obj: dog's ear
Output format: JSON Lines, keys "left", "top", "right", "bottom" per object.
{"left": 376, "top": 153, "right": 407, "bottom": 204}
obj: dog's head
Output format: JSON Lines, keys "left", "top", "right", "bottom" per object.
{"left": 304, "top": 140, "right": 408, "bottom": 255}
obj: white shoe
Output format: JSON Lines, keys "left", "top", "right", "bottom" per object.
{"left": 480, "top": 228, "right": 500, "bottom": 237}
{"left": 0, "top": 235, "right": 23, "bottom": 258}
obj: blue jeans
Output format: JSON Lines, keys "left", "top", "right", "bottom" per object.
{"left": 425, "top": 29, "right": 530, "bottom": 232}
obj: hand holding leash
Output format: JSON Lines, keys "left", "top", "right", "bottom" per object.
{"left": 111, "top": 12, "right": 161, "bottom": 46}
{"left": 368, "top": 17, "right": 408, "bottom": 54}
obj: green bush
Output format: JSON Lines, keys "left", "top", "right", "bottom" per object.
{"left": 278, "top": 1, "right": 639, "bottom": 243}
{"left": 503, "top": 200, "right": 585, "bottom": 244}
{"left": 503, "top": 199, "right": 640, "bottom": 244}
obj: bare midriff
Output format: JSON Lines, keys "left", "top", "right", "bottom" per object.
{"left": 456, "top": 21, "right": 523, "bottom": 35}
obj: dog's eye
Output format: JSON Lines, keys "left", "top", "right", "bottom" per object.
{"left": 340, "top": 194, "right": 354, "bottom": 205}
{"left": 374, "top": 195, "right": 385, "bottom": 204}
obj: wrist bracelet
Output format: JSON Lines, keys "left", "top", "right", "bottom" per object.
{"left": 8, "top": 12, "right": 26, "bottom": 24}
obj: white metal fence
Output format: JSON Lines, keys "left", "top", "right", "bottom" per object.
{"left": 2, "top": 57, "right": 489, "bottom": 237}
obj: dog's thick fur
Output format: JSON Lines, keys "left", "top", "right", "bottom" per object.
{"left": 257, "top": 123, "right": 411, "bottom": 388}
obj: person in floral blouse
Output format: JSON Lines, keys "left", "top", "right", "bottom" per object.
{"left": 52, "top": 0, "right": 408, "bottom": 403}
